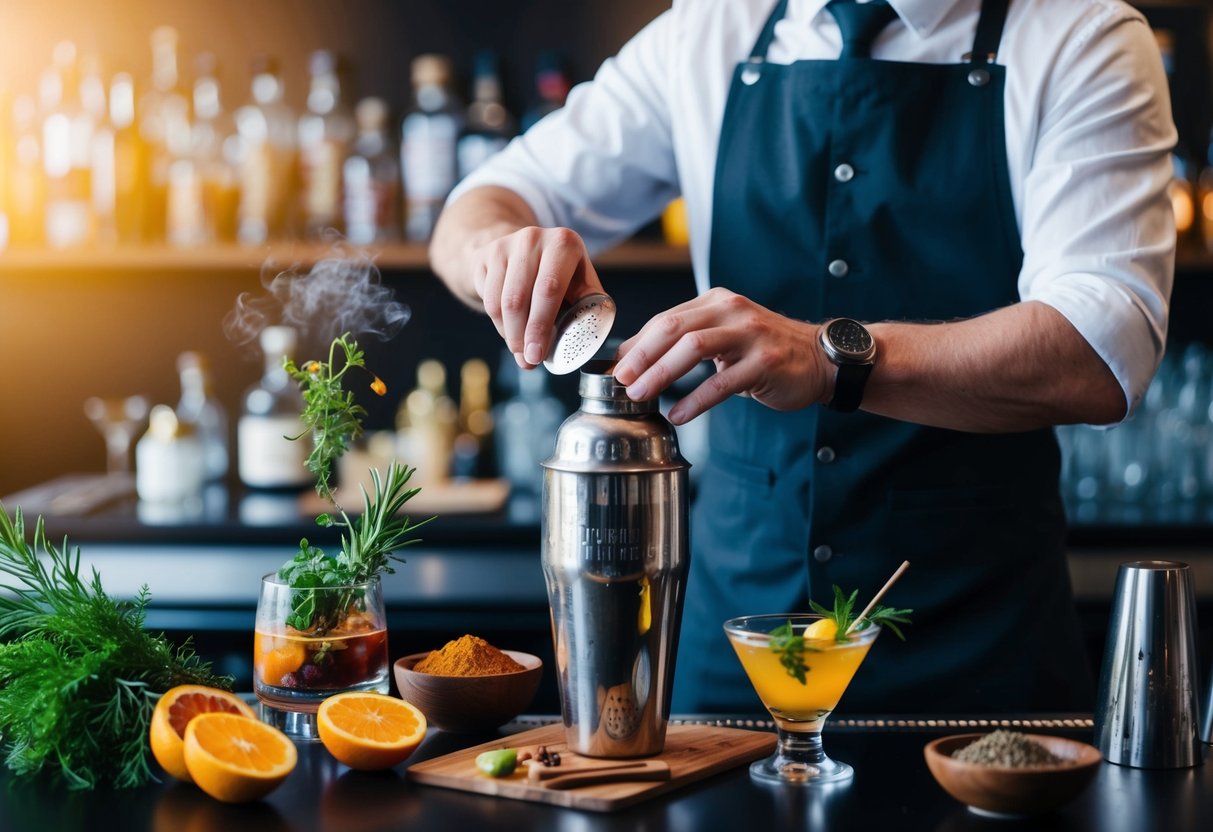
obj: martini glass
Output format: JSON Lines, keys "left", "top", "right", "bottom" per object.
{"left": 724, "top": 613, "right": 879, "bottom": 785}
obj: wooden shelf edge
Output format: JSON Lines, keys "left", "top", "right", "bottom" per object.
{"left": 0, "top": 240, "right": 692, "bottom": 274}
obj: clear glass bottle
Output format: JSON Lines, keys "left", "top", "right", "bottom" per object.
{"left": 521, "top": 50, "right": 571, "bottom": 132}
{"left": 238, "top": 326, "right": 312, "bottom": 490}
{"left": 235, "top": 55, "right": 297, "bottom": 244}
{"left": 395, "top": 358, "right": 456, "bottom": 485}
{"left": 493, "top": 352, "right": 566, "bottom": 495}
{"left": 176, "top": 351, "right": 229, "bottom": 481}
{"left": 7, "top": 95, "right": 45, "bottom": 246}
{"left": 139, "top": 26, "right": 192, "bottom": 243}
{"left": 298, "top": 50, "right": 354, "bottom": 237}
{"left": 400, "top": 54, "right": 461, "bottom": 242}
{"left": 41, "top": 41, "right": 94, "bottom": 248}
{"left": 452, "top": 358, "right": 495, "bottom": 479}
{"left": 457, "top": 50, "right": 515, "bottom": 181}
{"left": 343, "top": 97, "right": 400, "bottom": 245}
{"left": 168, "top": 52, "right": 236, "bottom": 246}
{"left": 99, "top": 73, "right": 149, "bottom": 245}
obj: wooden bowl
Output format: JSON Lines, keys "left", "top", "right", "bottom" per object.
{"left": 393, "top": 651, "right": 543, "bottom": 733}
{"left": 923, "top": 733, "right": 1101, "bottom": 818}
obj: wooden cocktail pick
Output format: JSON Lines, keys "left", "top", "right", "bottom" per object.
{"left": 846, "top": 560, "right": 910, "bottom": 635}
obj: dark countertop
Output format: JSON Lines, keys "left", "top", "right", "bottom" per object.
{"left": 1, "top": 714, "right": 1208, "bottom": 832}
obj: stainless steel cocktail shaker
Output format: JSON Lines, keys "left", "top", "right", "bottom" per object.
{"left": 541, "top": 360, "right": 690, "bottom": 757}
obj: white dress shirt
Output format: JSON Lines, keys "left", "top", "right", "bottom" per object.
{"left": 450, "top": 0, "right": 1177, "bottom": 415}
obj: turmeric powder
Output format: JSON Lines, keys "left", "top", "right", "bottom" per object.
{"left": 414, "top": 634, "right": 525, "bottom": 676}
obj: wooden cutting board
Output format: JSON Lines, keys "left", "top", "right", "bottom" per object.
{"left": 407, "top": 723, "right": 776, "bottom": 812}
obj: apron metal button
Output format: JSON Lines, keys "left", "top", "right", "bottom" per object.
{"left": 816, "top": 447, "right": 836, "bottom": 463}
{"left": 741, "top": 58, "right": 763, "bottom": 86}
{"left": 813, "top": 545, "right": 833, "bottom": 563}
{"left": 828, "top": 259, "right": 849, "bottom": 278}
{"left": 967, "top": 68, "right": 990, "bottom": 87}
{"left": 834, "top": 163, "right": 855, "bottom": 183}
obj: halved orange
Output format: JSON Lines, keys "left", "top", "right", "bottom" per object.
{"left": 317, "top": 692, "right": 427, "bottom": 770}
{"left": 149, "top": 685, "right": 258, "bottom": 782}
{"left": 183, "top": 712, "right": 297, "bottom": 803}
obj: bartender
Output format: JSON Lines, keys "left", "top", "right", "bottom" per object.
{"left": 429, "top": 0, "right": 1175, "bottom": 713}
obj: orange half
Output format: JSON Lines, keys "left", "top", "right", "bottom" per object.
{"left": 149, "top": 685, "right": 258, "bottom": 782}
{"left": 183, "top": 712, "right": 297, "bottom": 803}
{"left": 317, "top": 692, "right": 427, "bottom": 770}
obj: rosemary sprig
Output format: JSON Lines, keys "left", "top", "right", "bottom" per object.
{"left": 0, "top": 506, "right": 230, "bottom": 789}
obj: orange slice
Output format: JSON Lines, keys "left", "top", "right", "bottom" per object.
{"left": 183, "top": 712, "right": 297, "bottom": 803}
{"left": 149, "top": 685, "right": 258, "bottom": 783}
{"left": 317, "top": 692, "right": 427, "bottom": 770}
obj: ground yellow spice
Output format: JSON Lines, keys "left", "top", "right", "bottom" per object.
{"left": 414, "top": 634, "right": 525, "bottom": 676}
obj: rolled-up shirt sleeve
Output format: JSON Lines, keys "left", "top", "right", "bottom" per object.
{"left": 447, "top": 10, "right": 680, "bottom": 253}
{"left": 1016, "top": 12, "right": 1176, "bottom": 418}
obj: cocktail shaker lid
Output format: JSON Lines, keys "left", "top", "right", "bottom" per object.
{"left": 543, "top": 293, "right": 616, "bottom": 375}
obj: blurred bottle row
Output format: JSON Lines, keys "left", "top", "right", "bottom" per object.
{"left": 0, "top": 27, "right": 571, "bottom": 251}
{"left": 1058, "top": 343, "right": 1213, "bottom": 526}
{"left": 1158, "top": 29, "right": 1213, "bottom": 256}
{"left": 103, "top": 325, "right": 569, "bottom": 512}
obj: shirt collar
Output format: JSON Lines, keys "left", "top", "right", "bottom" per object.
{"left": 794, "top": 0, "right": 963, "bottom": 40}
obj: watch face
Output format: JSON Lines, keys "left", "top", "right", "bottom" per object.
{"left": 825, "top": 318, "right": 873, "bottom": 359}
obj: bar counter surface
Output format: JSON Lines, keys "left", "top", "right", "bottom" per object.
{"left": 0, "top": 714, "right": 1207, "bottom": 832}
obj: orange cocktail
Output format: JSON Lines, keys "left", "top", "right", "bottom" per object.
{"left": 724, "top": 614, "right": 879, "bottom": 784}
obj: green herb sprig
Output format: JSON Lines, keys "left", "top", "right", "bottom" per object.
{"left": 0, "top": 507, "right": 230, "bottom": 789}
{"left": 772, "top": 585, "right": 914, "bottom": 685}
{"left": 277, "top": 333, "right": 431, "bottom": 634}
{"left": 284, "top": 332, "right": 387, "bottom": 505}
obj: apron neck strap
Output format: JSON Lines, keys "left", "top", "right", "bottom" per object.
{"left": 968, "top": 0, "right": 1011, "bottom": 64}
{"left": 749, "top": 0, "right": 792, "bottom": 60}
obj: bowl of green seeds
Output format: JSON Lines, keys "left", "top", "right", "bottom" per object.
{"left": 924, "top": 730, "right": 1102, "bottom": 818}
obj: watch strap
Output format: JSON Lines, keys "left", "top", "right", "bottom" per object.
{"left": 827, "top": 362, "right": 873, "bottom": 413}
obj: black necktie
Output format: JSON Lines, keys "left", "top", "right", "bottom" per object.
{"left": 827, "top": 0, "right": 899, "bottom": 59}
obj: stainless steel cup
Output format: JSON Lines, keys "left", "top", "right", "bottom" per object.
{"left": 1094, "top": 560, "right": 1201, "bottom": 768}
{"left": 541, "top": 361, "right": 690, "bottom": 757}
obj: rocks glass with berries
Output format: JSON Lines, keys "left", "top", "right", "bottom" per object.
{"left": 254, "top": 575, "right": 390, "bottom": 739}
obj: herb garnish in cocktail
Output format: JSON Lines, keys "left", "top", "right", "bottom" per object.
{"left": 254, "top": 333, "right": 431, "bottom": 724}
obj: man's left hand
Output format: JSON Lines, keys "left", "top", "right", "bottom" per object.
{"left": 612, "top": 288, "right": 832, "bottom": 425}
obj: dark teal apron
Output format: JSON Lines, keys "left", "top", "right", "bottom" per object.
{"left": 674, "top": 0, "right": 1092, "bottom": 714}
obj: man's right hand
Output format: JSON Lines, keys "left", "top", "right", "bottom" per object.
{"left": 468, "top": 226, "right": 605, "bottom": 369}
{"left": 429, "top": 186, "right": 605, "bottom": 370}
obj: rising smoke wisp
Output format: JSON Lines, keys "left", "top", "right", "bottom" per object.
{"left": 224, "top": 245, "right": 410, "bottom": 346}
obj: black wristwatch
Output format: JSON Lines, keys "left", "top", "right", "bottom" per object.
{"left": 818, "top": 318, "right": 876, "bottom": 413}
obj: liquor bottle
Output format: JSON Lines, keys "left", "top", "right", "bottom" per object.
{"left": 1154, "top": 30, "right": 1197, "bottom": 249}
{"left": 139, "top": 26, "right": 192, "bottom": 243}
{"left": 457, "top": 50, "right": 515, "bottom": 181}
{"left": 191, "top": 54, "right": 240, "bottom": 243}
{"left": 1197, "top": 129, "right": 1213, "bottom": 253}
{"left": 0, "top": 87, "right": 10, "bottom": 250}
{"left": 492, "top": 351, "right": 566, "bottom": 495}
{"left": 298, "top": 50, "right": 354, "bottom": 237}
{"left": 7, "top": 95, "right": 45, "bottom": 245}
{"left": 452, "top": 358, "right": 495, "bottom": 479}
{"left": 167, "top": 53, "right": 236, "bottom": 246}
{"left": 343, "top": 97, "right": 400, "bottom": 245}
{"left": 401, "top": 54, "right": 461, "bottom": 242}
{"left": 521, "top": 50, "right": 571, "bottom": 132}
{"left": 41, "top": 41, "right": 94, "bottom": 248}
{"left": 104, "top": 73, "right": 150, "bottom": 245}
{"left": 395, "top": 358, "right": 456, "bottom": 485}
{"left": 176, "top": 351, "right": 229, "bottom": 481}
{"left": 235, "top": 55, "right": 297, "bottom": 244}
{"left": 238, "top": 326, "right": 312, "bottom": 490}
